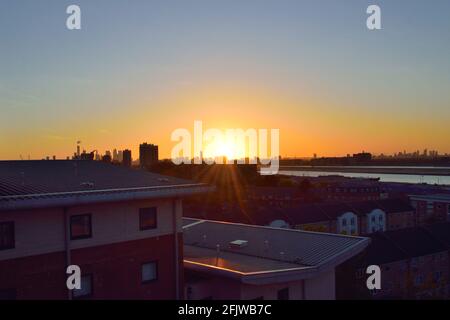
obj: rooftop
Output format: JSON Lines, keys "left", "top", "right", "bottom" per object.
{"left": 423, "top": 222, "right": 450, "bottom": 248}
{"left": 273, "top": 198, "right": 413, "bottom": 226}
{"left": 183, "top": 218, "right": 369, "bottom": 284}
{"left": 365, "top": 226, "right": 448, "bottom": 265}
{"left": 409, "top": 193, "right": 450, "bottom": 203}
{"left": 0, "top": 160, "right": 212, "bottom": 211}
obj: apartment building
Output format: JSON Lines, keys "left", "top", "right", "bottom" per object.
{"left": 337, "top": 225, "right": 449, "bottom": 300}
{"left": 409, "top": 194, "right": 450, "bottom": 225}
{"left": 183, "top": 218, "right": 369, "bottom": 300}
{"left": 0, "top": 160, "right": 211, "bottom": 300}
{"left": 250, "top": 199, "right": 414, "bottom": 236}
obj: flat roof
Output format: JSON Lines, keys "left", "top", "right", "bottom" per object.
{"left": 409, "top": 193, "right": 450, "bottom": 202}
{"left": 0, "top": 160, "right": 212, "bottom": 211}
{"left": 183, "top": 218, "right": 370, "bottom": 284}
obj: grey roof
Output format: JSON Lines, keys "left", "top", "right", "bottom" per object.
{"left": 263, "top": 198, "right": 413, "bottom": 226}
{"left": 423, "top": 222, "right": 450, "bottom": 248}
{"left": 409, "top": 193, "right": 450, "bottom": 203}
{"left": 183, "top": 218, "right": 369, "bottom": 283}
{"left": 365, "top": 226, "right": 448, "bottom": 265}
{"left": 0, "top": 160, "right": 212, "bottom": 211}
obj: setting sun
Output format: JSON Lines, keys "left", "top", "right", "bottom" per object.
{"left": 204, "top": 140, "right": 237, "bottom": 160}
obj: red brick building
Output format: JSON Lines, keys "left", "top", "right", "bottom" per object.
{"left": 337, "top": 225, "right": 450, "bottom": 300}
{"left": 0, "top": 160, "right": 211, "bottom": 300}
{"left": 183, "top": 218, "right": 369, "bottom": 300}
{"left": 410, "top": 194, "right": 450, "bottom": 225}
{"left": 253, "top": 199, "right": 415, "bottom": 236}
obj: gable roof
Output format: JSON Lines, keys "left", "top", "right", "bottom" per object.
{"left": 365, "top": 227, "right": 448, "bottom": 265}
{"left": 382, "top": 227, "right": 447, "bottom": 257}
{"left": 262, "top": 198, "right": 413, "bottom": 227}
{"left": 365, "top": 233, "right": 408, "bottom": 265}
{"left": 423, "top": 222, "right": 450, "bottom": 248}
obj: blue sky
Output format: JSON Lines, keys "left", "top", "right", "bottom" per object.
{"left": 1, "top": 0, "right": 449, "bottom": 159}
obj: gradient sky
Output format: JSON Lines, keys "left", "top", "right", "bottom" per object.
{"left": 1, "top": 0, "right": 450, "bottom": 160}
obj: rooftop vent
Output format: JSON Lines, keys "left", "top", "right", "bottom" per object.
{"left": 80, "top": 182, "right": 95, "bottom": 188}
{"left": 229, "top": 240, "right": 248, "bottom": 249}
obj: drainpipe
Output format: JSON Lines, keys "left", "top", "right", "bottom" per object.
{"left": 63, "top": 207, "right": 72, "bottom": 300}
{"left": 301, "top": 279, "right": 306, "bottom": 300}
{"left": 173, "top": 199, "right": 180, "bottom": 300}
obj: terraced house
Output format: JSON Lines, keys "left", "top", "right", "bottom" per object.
{"left": 255, "top": 199, "right": 415, "bottom": 236}
{"left": 337, "top": 224, "right": 450, "bottom": 300}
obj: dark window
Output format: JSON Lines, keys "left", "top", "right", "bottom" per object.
{"left": 70, "top": 214, "right": 92, "bottom": 240}
{"left": 0, "top": 221, "right": 15, "bottom": 250}
{"left": 73, "top": 274, "right": 93, "bottom": 299}
{"left": 142, "top": 261, "right": 158, "bottom": 283}
{"left": 0, "top": 288, "right": 17, "bottom": 300}
{"left": 277, "top": 287, "right": 289, "bottom": 300}
{"left": 139, "top": 207, "right": 157, "bottom": 230}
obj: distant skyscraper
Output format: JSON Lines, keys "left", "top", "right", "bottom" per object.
{"left": 139, "top": 143, "right": 158, "bottom": 168}
{"left": 113, "top": 149, "right": 119, "bottom": 162}
{"left": 102, "top": 154, "right": 112, "bottom": 163}
{"left": 123, "top": 149, "right": 132, "bottom": 167}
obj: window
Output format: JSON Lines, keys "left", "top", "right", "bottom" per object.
{"left": 415, "top": 275, "right": 424, "bottom": 286}
{"left": 277, "top": 287, "right": 289, "bottom": 300}
{"left": 0, "top": 221, "right": 15, "bottom": 250}
{"left": 350, "top": 218, "right": 355, "bottom": 226}
{"left": 434, "top": 271, "right": 442, "bottom": 282}
{"left": 342, "top": 219, "right": 347, "bottom": 226}
{"left": 70, "top": 214, "right": 92, "bottom": 240}
{"left": 73, "top": 274, "right": 93, "bottom": 299}
{"left": 0, "top": 288, "right": 17, "bottom": 300}
{"left": 139, "top": 207, "right": 157, "bottom": 230}
{"left": 142, "top": 261, "right": 158, "bottom": 283}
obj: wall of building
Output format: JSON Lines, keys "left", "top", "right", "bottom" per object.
{"left": 0, "top": 198, "right": 181, "bottom": 261}
{"left": 337, "top": 212, "right": 358, "bottom": 235}
{"left": 339, "top": 251, "right": 449, "bottom": 300}
{"left": 0, "top": 234, "right": 183, "bottom": 299}
{"left": 240, "top": 281, "right": 305, "bottom": 300}
{"left": 413, "top": 200, "right": 449, "bottom": 225}
{"left": 0, "top": 198, "right": 184, "bottom": 299}
{"left": 185, "top": 269, "right": 337, "bottom": 300}
{"left": 304, "top": 269, "right": 335, "bottom": 300}
{"left": 185, "top": 276, "right": 241, "bottom": 300}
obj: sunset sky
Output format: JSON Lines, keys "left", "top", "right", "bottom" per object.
{"left": 1, "top": 0, "right": 450, "bottom": 160}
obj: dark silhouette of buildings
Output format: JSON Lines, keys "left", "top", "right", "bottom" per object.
{"left": 123, "top": 149, "right": 132, "bottom": 167}
{"left": 139, "top": 143, "right": 158, "bottom": 168}
{"left": 102, "top": 154, "right": 112, "bottom": 163}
